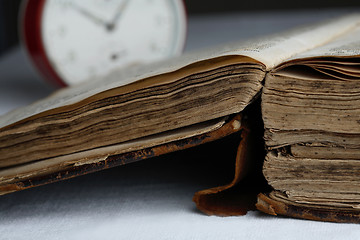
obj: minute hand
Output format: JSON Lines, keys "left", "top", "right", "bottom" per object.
{"left": 70, "top": 3, "right": 108, "bottom": 28}
{"left": 106, "top": 0, "right": 131, "bottom": 31}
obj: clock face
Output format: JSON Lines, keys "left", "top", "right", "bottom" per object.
{"left": 22, "top": 0, "right": 187, "bottom": 86}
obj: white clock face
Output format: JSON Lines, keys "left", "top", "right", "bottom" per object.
{"left": 41, "top": 0, "right": 186, "bottom": 85}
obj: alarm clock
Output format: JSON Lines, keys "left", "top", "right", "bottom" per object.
{"left": 20, "top": 0, "right": 187, "bottom": 87}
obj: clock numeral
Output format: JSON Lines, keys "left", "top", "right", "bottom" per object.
{"left": 88, "top": 66, "right": 97, "bottom": 75}
{"left": 110, "top": 54, "right": 118, "bottom": 61}
{"left": 66, "top": 50, "right": 76, "bottom": 63}
{"left": 58, "top": 26, "right": 67, "bottom": 37}
{"left": 54, "top": 0, "right": 71, "bottom": 10}
{"left": 155, "top": 15, "right": 168, "bottom": 26}
{"left": 150, "top": 42, "right": 166, "bottom": 54}
{"left": 109, "top": 50, "right": 127, "bottom": 62}
{"left": 92, "top": 0, "right": 117, "bottom": 8}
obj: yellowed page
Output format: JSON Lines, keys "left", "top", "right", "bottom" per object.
{"left": 1, "top": 14, "right": 360, "bottom": 129}
{"left": 0, "top": 55, "right": 256, "bottom": 129}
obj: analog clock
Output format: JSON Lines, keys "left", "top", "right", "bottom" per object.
{"left": 20, "top": 0, "right": 187, "bottom": 86}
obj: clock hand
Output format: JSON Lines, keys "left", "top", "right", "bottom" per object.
{"left": 69, "top": 3, "right": 108, "bottom": 28}
{"left": 106, "top": 0, "right": 131, "bottom": 32}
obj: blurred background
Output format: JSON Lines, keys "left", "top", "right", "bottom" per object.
{"left": 1, "top": 0, "right": 360, "bottom": 56}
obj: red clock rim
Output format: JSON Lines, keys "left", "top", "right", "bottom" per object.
{"left": 21, "top": 0, "right": 67, "bottom": 87}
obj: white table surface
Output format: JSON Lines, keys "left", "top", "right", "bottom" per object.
{"left": 1, "top": 9, "right": 359, "bottom": 240}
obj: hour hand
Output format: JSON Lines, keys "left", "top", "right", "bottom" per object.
{"left": 69, "top": 3, "right": 108, "bottom": 28}
{"left": 107, "top": 0, "right": 130, "bottom": 31}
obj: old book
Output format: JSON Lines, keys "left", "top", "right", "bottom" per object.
{"left": 1, "top": 14, "right": 360, "bottom": 223}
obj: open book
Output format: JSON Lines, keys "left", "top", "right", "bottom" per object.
{"left": 1, "top": 14, "right": 360, "bottom": 223}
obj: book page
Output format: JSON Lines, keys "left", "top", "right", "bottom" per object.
{"left": 231, "top": 14, "right": 360, "bottom": 69}
{"left": 0, "top": 55, "right": 256, "bottom": 129}
{"left": 1, "top": 14, "right": 360, "bottom": 129}
{"left": 288, "top": 24, "right": 360, "bottom": 59}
